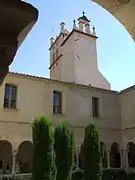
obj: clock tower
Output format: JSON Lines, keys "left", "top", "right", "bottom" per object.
{"left": 49, "top": 12, "right": 110, "bottom": 90}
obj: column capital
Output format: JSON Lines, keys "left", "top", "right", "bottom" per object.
{"left": 123, "top": 148, "right": 129, "bottom": 169}
{"left": 12, "top": 149, "right": 18, "bottom": 176}
{"left": 12, "top": 149, "right": 18, "bottom": 157}
{"left": 107, "top": 148, "right": 111, "bottom": 152}
{"left": 107, "top": 149, "right": 110, "bottom": 168}
{"left": 76, "top": 144, "right": 81, "bottom": 152}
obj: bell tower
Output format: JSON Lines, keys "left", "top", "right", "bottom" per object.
{"left": 49, "top": 12, "right": 110, "bottom": 90}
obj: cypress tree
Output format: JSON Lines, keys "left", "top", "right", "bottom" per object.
{"left": 32, "top": 116, "right": 56, "bottom": 180}
{"left": 83, "top": 123, "right": 102, "bottom": 180}
{"left": 54, "top": 121, "right": 74, "bottom": 180}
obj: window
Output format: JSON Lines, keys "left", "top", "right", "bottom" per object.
{"left": 92, "top": 97, "right": 100, "bottom": 117}
{"left": 53, "top": 91, "right": 62, "bottom": 114}
{"left": 4, "top": 84, "right": 17, "bottom": 109}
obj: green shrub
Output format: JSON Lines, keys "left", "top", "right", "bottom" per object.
{"left": 32, "top": 116, "right": 56, "bottom": 180}
{"left": 83, "top": 123, "right": 102, "bottom": 180}
{"left": 54, "top": 121, "right": 74, "bottom": 180}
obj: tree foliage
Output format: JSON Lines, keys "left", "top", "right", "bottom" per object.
{"left": 54, "top": 121, "right": 74, "bottom": 180}
{"left": 32, "top": 116, "right": 56, "bottom": 180}
{"left": 83, "top": 123, "right": 102, "bottom": 180}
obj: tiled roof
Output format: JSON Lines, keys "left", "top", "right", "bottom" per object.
{"left": 8, "top": 72, "right": 118, "bottom": 94}
{"left": 119, "top": 84, "right": 135, "bottom": 94}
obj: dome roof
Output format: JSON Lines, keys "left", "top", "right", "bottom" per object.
{"left": 78, "top": 12, "right": 90, "bottom": 22}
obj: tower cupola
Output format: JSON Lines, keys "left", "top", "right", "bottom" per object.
{"left": 78, "top": 11, "right": 90, "bottom": 23}
{"left": 78, "top": 12, "right": 91, "bottom": 33}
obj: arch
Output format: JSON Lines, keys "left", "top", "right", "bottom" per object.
{"left": 92, "top": 0, "right": 135, "bottom": 41}
{"left": 16, "top": 141, "right": 33, "bottom": 173}
{"left": 127, "top": 142, "right": 135, "bottom": 168}
{"left": 100, "top": 142, "right": 108, "bottom": 168}
{"left": 0, "top": 140, "right": 12, "bottom": 174}
{"left": 110, "top": 142, "right": 121, "bottom": 168}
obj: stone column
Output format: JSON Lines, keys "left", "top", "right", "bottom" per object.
{"left": 107, "top": 149, "right": 111, "bottom": 168}
{"left": 119, "top": 149, "right": 128, "bottom": 169}
{"left": 85, "top": 24, "right": 90, "bottom": 34}
{"left": 76, "top": 149, "right": 80, "bottom": 170}
{"left": 124, "top": 149, "right": 128, "bottom": 170}
{"left": 120, "top": 149, "right": 124, "bottom": 168}
{"left": 11, "top": 149, "right": 18, "bottom": 176}
{"left": 78, "top": 22, "right": 83, "bottom": 32}
{"left": 75, "top": 144, "right": 81, "bottom": 171}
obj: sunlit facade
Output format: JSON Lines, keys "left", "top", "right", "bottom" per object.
{"left": 0, "top": 13, "right": 135, "bottom": 178}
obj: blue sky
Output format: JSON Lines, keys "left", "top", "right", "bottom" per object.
{"left": 10, "top": 0, "right": 135, "bottom": 91}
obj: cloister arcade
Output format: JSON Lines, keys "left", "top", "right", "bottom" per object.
{"left": 0, "top": 140, "right": 33, "bottom": 177}
{"left": 0, "top": 140, "right": 135, "bottom": 178}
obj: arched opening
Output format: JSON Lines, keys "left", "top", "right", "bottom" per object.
{"left": 93, "top": 0, "right": 135, "bottom": 41}
{"left": 100, "top": 142, "right": 108, "bottom": 168}
{"left": 110, "top": 143, "right": 121, "bottom": 168}
{"left": 16, "top": 141, "right": 33, "bottom": 174}
{"left": 128, "top": 142, "right": 135, "bottom": 168}
{"left": 0, "top": 140, "right": 12, "bottom": 174}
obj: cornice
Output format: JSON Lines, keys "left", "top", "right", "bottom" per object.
{"left": 8, "top": 72, "right": 118, "bottom": 94}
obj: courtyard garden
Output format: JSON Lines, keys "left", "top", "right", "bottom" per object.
{"left": 32, "top": 116, "right": 102, "bottom": 180}
{"left": 31, "top": 116, "right": 135, "bottom": 180}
